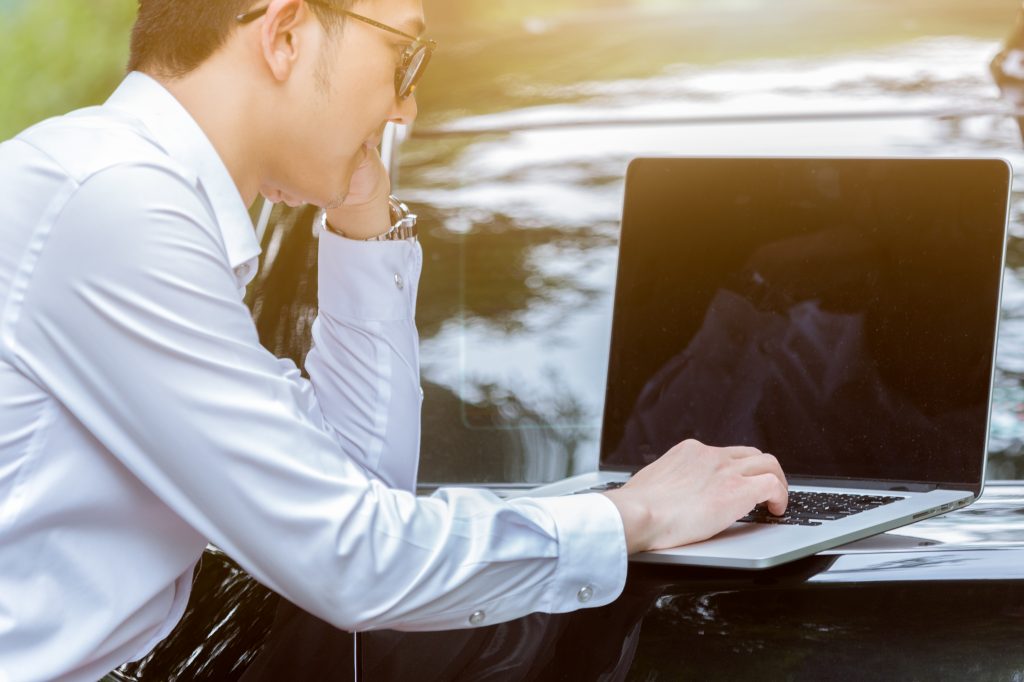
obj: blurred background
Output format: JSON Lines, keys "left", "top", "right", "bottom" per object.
{"left": 8, "top": 0, "right": 1024, "bottom": 484}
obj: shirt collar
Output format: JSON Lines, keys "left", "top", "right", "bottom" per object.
{"left": 104, "top": 72, "right": 261, "bottom": 286}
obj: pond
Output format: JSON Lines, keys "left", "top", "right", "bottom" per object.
{"left": 386, "top": 0, "right": 1024, "bottom": 482}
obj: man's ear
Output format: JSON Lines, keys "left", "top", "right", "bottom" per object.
{"left": 258, "top": 0, "right": 312, "bottom": 81}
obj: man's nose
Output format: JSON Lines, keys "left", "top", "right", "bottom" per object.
{"left": 389, "top": 93, "right": 418, "bottom": 127}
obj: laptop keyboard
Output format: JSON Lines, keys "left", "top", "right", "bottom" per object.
{"left": 739, "top": 491, "right": 905, "bottom": 526}
{"left": 575, "top": 484, "right": 904, "bottom": 526}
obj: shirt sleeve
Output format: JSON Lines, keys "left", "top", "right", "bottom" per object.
{"left": 8, "top": 163, "right": 628, "bottom": 632}
{"left": 303, "top": 233, "right": 423, "bottom": 492}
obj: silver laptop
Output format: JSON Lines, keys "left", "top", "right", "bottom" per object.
{"left": 513, "top": 156, "right": 1011, "bottom": 569}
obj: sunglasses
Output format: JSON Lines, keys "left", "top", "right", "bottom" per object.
{"left": 236, "top": 2, "right": 436, "bottom": 99}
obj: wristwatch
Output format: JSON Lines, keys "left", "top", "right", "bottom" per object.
{"left": 317, "top": 196, "right": 418, "bottom": 241}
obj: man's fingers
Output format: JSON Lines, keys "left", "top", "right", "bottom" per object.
{"left": 725, "top": 445, "right": 764, "bottom": 459}
{"left": 749, "top": 472, "right": 789, "bottom": 516}
{"left": 735, "top": 451, "right": 787, "bottom": 484}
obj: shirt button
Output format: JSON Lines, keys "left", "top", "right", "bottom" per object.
{"left": 577, "top": 585, "right": 594, "bottom": 603}
{"left": 468, "top": 610, "right": 485, "bottom": 625}
{"left": 394, "top": 273, "right": 405, "bottom": 290}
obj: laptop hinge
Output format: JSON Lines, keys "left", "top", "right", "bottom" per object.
{"left": 787, "top": 477, "right": 940, "bottom": 493}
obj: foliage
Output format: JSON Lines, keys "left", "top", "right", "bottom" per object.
{"left": 0, "top": 0, "right": 136, "bottom": 139}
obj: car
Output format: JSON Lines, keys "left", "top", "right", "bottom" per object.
{"left": 115, "top": 1, "right": 1024, "bottom": 678}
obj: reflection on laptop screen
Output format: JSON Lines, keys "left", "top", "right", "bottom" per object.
{"left": 602, "top": 158, "right": 1009, "bottom": 488}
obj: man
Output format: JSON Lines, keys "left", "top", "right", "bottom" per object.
{"left": 0, "top": 0, "right": 788, "bottom": 679}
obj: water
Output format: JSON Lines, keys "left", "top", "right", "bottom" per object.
{"left": 398, "top": 2, "right": 1024, "bottom": 482}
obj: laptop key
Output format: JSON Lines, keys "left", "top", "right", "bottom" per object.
{"left": 738, "top": 509, "right": 823, "bottom": 526}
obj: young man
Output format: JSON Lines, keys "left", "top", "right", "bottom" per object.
{"left": 0, "top": 1, "right": 788, "bottom": 679}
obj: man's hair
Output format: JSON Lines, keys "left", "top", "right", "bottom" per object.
{"left": 127, "top": 1, "right": 350, "bottom": 78}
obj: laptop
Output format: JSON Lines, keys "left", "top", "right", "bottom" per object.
{"left": 512, "top": 156, "right": 1011, "bottom": 569}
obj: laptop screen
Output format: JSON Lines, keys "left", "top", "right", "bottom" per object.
{"left": 602, "top": 157, "right": 1009, "bottom": 490}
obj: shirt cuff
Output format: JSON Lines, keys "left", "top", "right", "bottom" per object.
{"left": 527, "top": 492, "right": 629, "bottom": 612}
{"left": 318, "top": 231, "right": 422, "bottom": 322}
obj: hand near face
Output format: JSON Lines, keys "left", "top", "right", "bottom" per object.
{"left": 324, "top": 144, "right": 393, "bottom": 239}
{"left": 603, "top": 439, "right": 788, "bottom": 553}
{"left": 340, "top": 143, "right": 390, "bottom": 207}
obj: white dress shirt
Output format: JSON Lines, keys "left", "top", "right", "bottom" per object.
{"left": 0, "top": 73, "right": 627, "bottom": 682}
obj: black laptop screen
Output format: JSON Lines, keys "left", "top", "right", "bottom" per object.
{"left": 602, "top": 157, "right": 1009, "bottom": 489}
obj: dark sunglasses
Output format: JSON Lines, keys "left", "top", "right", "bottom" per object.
{"left": 236, "top": 2, "right": 436, "bottom": 99}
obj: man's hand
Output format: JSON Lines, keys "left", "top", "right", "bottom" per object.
{"left": 602, "top": 439, "right": 788, "bottom": 554}
{"left": 324, "top": 145, "right": 392, "bottom": 239}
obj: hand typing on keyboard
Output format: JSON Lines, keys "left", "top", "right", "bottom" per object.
{"left": 601, "top": 439, "right": 789, "bottom": 554}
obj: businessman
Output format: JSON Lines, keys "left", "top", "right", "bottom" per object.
{"left": 0, "top": 1, "right": 788, "bottom": 679}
